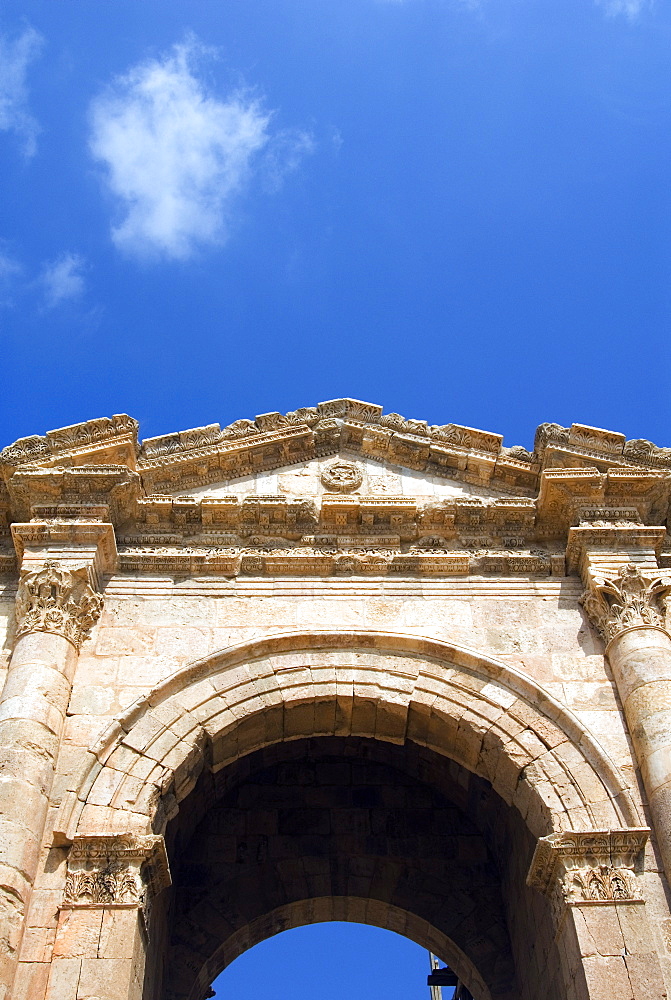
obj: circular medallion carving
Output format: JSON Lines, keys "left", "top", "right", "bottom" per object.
{"left": 320, "top": 460, "right": 363, "bottom": 493}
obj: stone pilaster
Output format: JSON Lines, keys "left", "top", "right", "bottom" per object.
{"left": 527, "top": 828, "right": 669, "bottom": 998}
{"left": 0, "top": 523, "right": 114, "bottom": 1000}
{"left": 527, "top": 828, "right": 649, "bottom": 907}
{"left": 569, "top": 525, "right": 671, "bottom": 895}
{"left": 62, "top": 835, "right": 171, "bottom": 913}
{"left": 43, "top": 836, "right": 170, "bottom": 1000}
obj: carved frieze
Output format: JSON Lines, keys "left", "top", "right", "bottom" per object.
{"left": 15, "top": 561, "right": 103, "bottom": 649}
{"left": 63, "top": 835, "right": 170, "bottom": 909}
{"left": 527, "top": 828, "right": 648, "bottom": 905}
{"left": 3, "top": 404, "right": 671, "bottom": 562}
{"left": 581, "top": 563, "right": 671, "bottom": 643}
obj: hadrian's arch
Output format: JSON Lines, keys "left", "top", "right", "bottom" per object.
{"left": 1, "top": 399, "right": 671, "bottom": 1000}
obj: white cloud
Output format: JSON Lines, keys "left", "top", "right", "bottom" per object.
{"left": 0, "top": 247, "right": 22, "bottom": 307}
{"left": 595, "top": 0, "right": 648, "bottom": 16}
{"left": 261, "top": 128, "right": 315, "bottom": 193}
{"left": 0, "top": 26, "right": 43, "bottom": 157}
{"left": 40, "top": 252, "right": 86, "bottom": 308}
{"left": 89, "top": 37, "right": 281, "bottom": 260}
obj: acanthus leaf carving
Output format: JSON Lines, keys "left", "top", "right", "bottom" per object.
{"left": 581, "top": 563, "right": 671, "bottom": 643}
{"left": 526, "top": 828, "right": 648, "bottom": 907}
{"left": 15, "top": 560, "right": 103, "bottom": 650}
{"left": 63, "top": 834, "right": 170, "bottom": 910}
{"left": 563, "top": 865, "right": 637, "bottom": 904}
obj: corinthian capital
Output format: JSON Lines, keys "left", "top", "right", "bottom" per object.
{"left": 581, "top": 563, "right": 671, "bottom": 644}
{"left": 15, "top": 560, "right": 103, "bottom": 650}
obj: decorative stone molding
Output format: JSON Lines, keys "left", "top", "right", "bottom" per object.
{"left": 63, "top": 835, "right": 171, "bottom": 909}
{"left": 527, "top": 829, "right": 649, "bottom": 905}
{"left": 563, "top": 866, "right": 638, "bottom": 903}
{"left": 320, "top": 460, "right": 363, "bottom": 493}
{"left": 0, "top": 413, "right": 138, "bottom": 472}
{"left": 15, "top": 560, "right": 103, "bottom": 649}
{"left": 2, "top": 406, "right": 671, "bottom": 578}
{"left": 580, "top": 563, "right": 671, "bottom": 643}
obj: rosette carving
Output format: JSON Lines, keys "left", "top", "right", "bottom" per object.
{"left": 15, "top": 560, "right": 103, "bottom": 649}
{"left": 320, "top": 460, "right": 363, "bottom": 493}
{"left": 581, "top": 563, "right": 671, "bottom": 643}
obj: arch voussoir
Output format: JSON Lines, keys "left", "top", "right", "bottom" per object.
{"left": 56, "top": 631, "right": 642, "bottom": 843}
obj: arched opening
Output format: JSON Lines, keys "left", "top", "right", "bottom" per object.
{"left": 59, "top": 633, "right": 642, "bottom": 1000}
{"left": 152, "top": 735, "right": 523, "bottom": 1000}
{"left": 208, "top": 922, "right": 459, "bottom": 1000}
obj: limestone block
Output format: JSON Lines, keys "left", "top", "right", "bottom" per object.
{"left": 97, "top": 909, "right": 143, "bottom": 961}
{"left": 45, "top": 955, "right": 82, "bottom": 1000}
{"left": 67, "top": 684, "right": 119, "bottom": 717}
{"left": 77, "top": 957, "right": 140, "bottom": 1000}
{"left": 10, "top": 959, "right": 50, "bottom": 1000}
{"left": 582, "top": 955, "right": 634, "bottom": 1000}
{"left": 18, "top": 923, "right": 56, "bottom": 962}
{"left": 624, "top": 954, "right": 669, "bottom": 998}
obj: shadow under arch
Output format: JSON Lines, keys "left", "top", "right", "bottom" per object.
{"left": 57, "top": 628, "right": 641, "bottom": 842}
{"left": 161, "top": 734, "right": 520, "bottom": 1000}
{"left": 194, "top": 896, "right": 492, "bottom": 1000}
{"left": 201, "top": 897, "right": 492, "bottom": 1000}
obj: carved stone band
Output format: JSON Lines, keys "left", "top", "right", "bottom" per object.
{"left": 526, "top": 828, "right": 649, "bottom": 905}
{"left": 581, "top": 563, "right": 671, "bottom": 644}
{"left": 63, "top": 835, "right": 171, "bottom": 909}
{"left": 15, "top": 560, "right": 103, "bottom": 650}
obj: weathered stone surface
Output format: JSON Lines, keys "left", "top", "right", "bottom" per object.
{"left": 0, "top": 405, "right": 671, "bottom": 999}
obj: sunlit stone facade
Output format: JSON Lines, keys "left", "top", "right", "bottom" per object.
{"left": 1, "top": 400, "right": 671, "bottom": 999}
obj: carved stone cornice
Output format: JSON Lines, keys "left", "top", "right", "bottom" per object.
{"left": 8, "top": 465, "right": 141, "bottom": 524}
{"left": 63, "top": 834, "right": 171, "bottom": 910}
{"left": 15, "top": 561, "right": 103, "bottom": 650}
{"left": 0, "top": 414, "right": 138, "bottom": 479}
{"left": 3, "top": 404, "right": 671, "bottom": 517}
{"left": 580, "top": 563, "right": 671, "bottom": 644}
{"left": 1, "top": 406, "right": 671, "bottom": 559}
{"left": 527, "top": 828, "right": 648, "bottom": 905}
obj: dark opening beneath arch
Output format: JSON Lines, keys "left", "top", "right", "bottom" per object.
{"left": 147, "top": 736, "right": 567, "bottom": 1000}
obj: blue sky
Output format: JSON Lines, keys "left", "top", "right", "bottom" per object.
{"left": 0, "top": 0, "right": 669, "bottom": 452}
{"left": 1, "top": 1, "right": 668, "bottom": 990}
{"left": 210, "top": 923, "right": 438, "bottom": 1000}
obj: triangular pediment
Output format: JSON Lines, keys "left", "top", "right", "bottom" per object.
{"left": 177, "top": 453, "right": 519, "bottom": 503}
{"left": 1, "top": 400, "right": 670, "bottom": 579}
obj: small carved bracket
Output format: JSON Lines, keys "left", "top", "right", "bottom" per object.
{"left": 63, "top": 834, "right": 171, "bottom": 910}
{"left": 580, "top": 563, "right": 671, "bottom": 644}
{"left": 527, "top": 828, "right": 649, "bottom": 906}
{"left": 15, "top": 560, "right": 103, "bottom": 650}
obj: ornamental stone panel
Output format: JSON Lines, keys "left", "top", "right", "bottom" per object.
{"left": 0, "top": 400, "right": 670, "bottom": 1000}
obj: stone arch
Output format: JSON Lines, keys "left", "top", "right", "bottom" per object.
{"left": 56, "top": 629, "right": 641, "bottom": 842}
{"left": 209, "top": 896, "right": 488, "bottom": 998}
